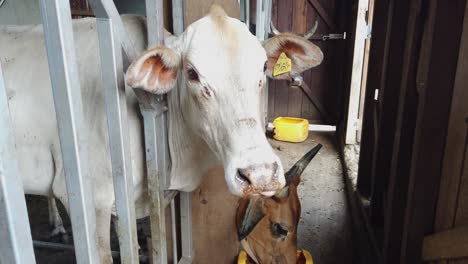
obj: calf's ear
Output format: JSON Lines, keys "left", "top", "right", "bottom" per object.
{"left": 126, "top": 46, "right": 181, "bottom": 94}
{"left": 262, "top": 34, "right": 323, "bottom": 80}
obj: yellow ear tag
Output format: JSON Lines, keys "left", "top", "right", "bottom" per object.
{"left": 273, "top": 52, "right": 292, "bottom": 77}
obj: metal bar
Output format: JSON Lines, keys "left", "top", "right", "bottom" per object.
{"left": 38, "top": 1, "right": 99, "bottom": 263}
{"left": 255, "top": 0, "right": 271, "bottom": 41}
{"left": 146, "top": 0, "right": 165, "bottom": 47}
{"left": 240, "top": 0, "right": 246, "bottom": 23}
{"left": 96, "top": 17, "right": 139, "bottom": 264}
{"left": 171, "top": 199, "right": 178, "bottom": 264}
{"left": 87, "top": 0, "right": 158, "bottom": 110}
{"left": 245, "top": 0, "right": 251, "bottom": 27}
{"left": 255, "top": 0, "right": 272, "bottom": 127}
{"left": 156, "top": 105, "right": 170, "bottom": 189}
{"left": 141, "top": 107, "right": 168, "bottom": 264}
{"left": 0, "top": 61, "right": 36, "bottom": 264}
{"left": 86, "top": 0, "right": 138, "bottom": 61}
{"left": 142, "top": 0, "right": 172, "bottom": 263}
{"left": 179, "top": 191, "right": 193, "bottom": 263}
{"left": 172, "top": 0, "right": 185, "bottom": 35}
{"left": 171, "top": 1, "right": 194, "bottom": 263}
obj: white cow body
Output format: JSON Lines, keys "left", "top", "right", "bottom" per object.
{"left": 1, "top": 15, "right": 149, "bottom": 214}
{"left": 1, "top": 16, "right": 151, "bottom": 262}
{"left": 1, "top": 6, "right": 322, "bottom": 263}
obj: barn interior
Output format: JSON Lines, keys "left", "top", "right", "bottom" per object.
{"left": 1, "top": 0, "right": 467, "bottom": 264}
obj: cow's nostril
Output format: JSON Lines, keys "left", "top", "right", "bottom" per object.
{"left": 236, "top": 169, "right": 251, "bottom": 186}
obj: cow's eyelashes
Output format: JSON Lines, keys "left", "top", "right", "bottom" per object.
{"left": 187, "top": 68, "right": 199, "bottom": 82}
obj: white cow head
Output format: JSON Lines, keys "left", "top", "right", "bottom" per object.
{"left": 126, "top": 6, "right": 323, "bottom": 197}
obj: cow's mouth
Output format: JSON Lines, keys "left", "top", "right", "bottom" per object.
{"left": 236, "top": 168, "right": 282, "bottom": 197}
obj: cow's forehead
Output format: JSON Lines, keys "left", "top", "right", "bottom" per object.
{"left": 182, "top": 12, "right": 267, "bottom": 81}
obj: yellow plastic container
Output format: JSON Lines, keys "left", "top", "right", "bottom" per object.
{"left": 237, "top": 249, "right": 314, "bottom": 264}
{"left": 273, "top": 117, "right": 309, "bottom": 143}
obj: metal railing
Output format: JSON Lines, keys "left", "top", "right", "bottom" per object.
{"left": 0, "top": 0, "right": 273, "bottom": 263}
{"left": 0, "top": 0, "right": 192, "bottom": 263}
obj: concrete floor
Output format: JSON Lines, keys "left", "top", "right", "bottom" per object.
{"left": 269, "top": 132, "right": 354, "bottom": 264}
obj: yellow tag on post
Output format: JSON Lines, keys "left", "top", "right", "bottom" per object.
{"left": 273, "top": 52, "right": 292, "bottom": 77}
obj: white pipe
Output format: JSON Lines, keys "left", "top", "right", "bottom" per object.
{"left": 267, "top": 122, "right": 336, "bottom": 132}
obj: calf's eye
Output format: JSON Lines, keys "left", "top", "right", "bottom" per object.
{"left": 272, "top": 222, "right": 289, "bottom": 238}
{"left": 187, "top": 68, "right": 199, "bottom": 82}
{"left": 263, "top": 62, "right": 267, "bottom": 73}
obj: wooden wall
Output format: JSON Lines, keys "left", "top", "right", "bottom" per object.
{"left": 422, "top": 1, "right": 468, "bottom": 262}
{"left": 355, "top": 0, "right": 468, "bottom": 263}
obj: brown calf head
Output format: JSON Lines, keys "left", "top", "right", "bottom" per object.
{"left": 236, "top": 144, "right": 322, "bottom": 264}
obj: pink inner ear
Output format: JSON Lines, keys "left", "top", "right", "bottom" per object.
{"left": 281, "top": 41, "right": 306, "bottom": 56}
{"left": 142, "top": 55, "right": 177, "bottom": 89}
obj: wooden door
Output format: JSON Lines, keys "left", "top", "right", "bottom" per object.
{"left": 261, "top": 0, "right": 347, "bottom": 125}
{"left": 422, "top": 2, "right": 468, "bottom": 262}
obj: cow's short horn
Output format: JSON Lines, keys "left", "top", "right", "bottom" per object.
{"left": 304, "top": 20, "right": 319, "bottom": 40}
{"left": 270, "top": 21, "right": 281, "bottom": 36}
{"left": 274, "top": 144, "right": 322, "bottom": 199}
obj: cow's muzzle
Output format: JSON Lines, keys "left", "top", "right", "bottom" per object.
{"left": 236, "top": 162, "right": 284, "bottom": 197}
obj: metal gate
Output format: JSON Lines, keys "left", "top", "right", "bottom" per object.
{"left": 0, "top": 0, "right": 274, "bottom": 263}
{"left": 0, "top": 0, "right": 192, "bottom": 263}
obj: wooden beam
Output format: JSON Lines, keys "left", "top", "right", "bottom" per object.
{"left": 357, "top": 0, "right": 392, "bottom": 198}
{"left": 307, "top": 0, "right": 337, "bottom": 32}
{"left": 381, "top": 0, "right": 426, "bottom": 262}
{"left": 299, "top": 81, "right": 333, "bottom": 124}
{"left": 422, "top": 226, "right": 468, "bottom": 261}
{"left": 434, "top": 0, "right": 468, "bottom": 232}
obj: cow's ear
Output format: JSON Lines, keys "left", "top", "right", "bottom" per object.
{"left": 262, "top": 34, "right": 323, "bottom": 80}
{"left": 126, "top": 46, "right": 181, "bottom": 94}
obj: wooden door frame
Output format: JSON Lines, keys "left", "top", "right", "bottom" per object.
{"left": 344, "top": 0, "right": 371, "bottom": 145}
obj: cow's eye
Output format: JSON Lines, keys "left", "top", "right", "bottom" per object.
{"left": 263, "top": 62, "right": 267, "bottom": 73}
{"left": 187, "top": 68, "right": 199, "bottom": 82}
